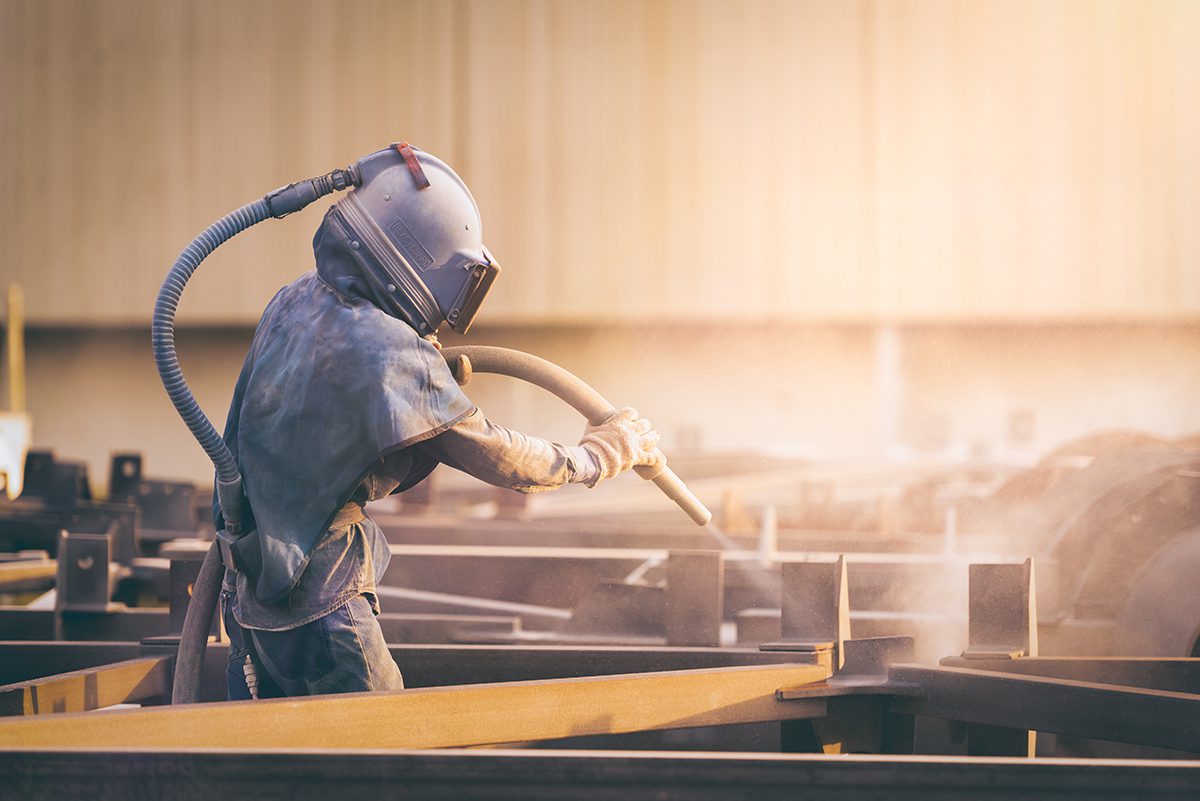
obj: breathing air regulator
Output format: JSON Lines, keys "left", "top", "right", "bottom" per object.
{"left": 152, "top": 143, "right": 710, "bottom": 705}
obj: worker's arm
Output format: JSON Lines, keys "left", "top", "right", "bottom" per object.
{"left": 416, "top": 408, "right": 601, "bottom": 493}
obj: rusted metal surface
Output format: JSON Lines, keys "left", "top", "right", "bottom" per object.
{"left": 0, "top": 655, "right": 172, "bottom": 716}
{"left": 887, "top": 664, "right": 1200, "bottom": 753}
{"left": 937, "top": 656, "right": 1200, "bottom": 693}
{"left": 2, "top": 749, "right": 1197, "bottom": 801}
{"left": 0, "top": 663, "right": 830, "bottom": 749}
{"left": 963, "top": 560, "right": 1037, "bottom": 659}
{"left": 959, "top": 559, "right": 1039, "bottom": 755}
{"left": 0, "top": 607, "right": 170, "bottom": 641}
{"left": 0, "top": 558, "right": 55, "bottom": 592}
{"left": 776, "top": 557, "right": 851, "bottom": 667}
{"left": 665, "top": 551, "right": 724, "bottom": 647}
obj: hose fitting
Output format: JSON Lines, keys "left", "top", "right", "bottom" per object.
{"left": 265, "top": 165, "right": 362, "bottom": 219}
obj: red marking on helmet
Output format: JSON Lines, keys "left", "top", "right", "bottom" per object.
{"left": 394, "top": 142, "right": 431, "bottom": 190}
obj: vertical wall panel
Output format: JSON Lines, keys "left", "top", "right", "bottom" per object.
{"left": 1, "top": 0, "right": 1198, "bottom": 324}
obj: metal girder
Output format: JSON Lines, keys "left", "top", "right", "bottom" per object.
{"left": 0, "top": 640, "right": 822, "bottom": 694}
{"left": 2, "top": 749, "right": 1198, "bottom": 801}
{"left": 0, "top": 655, "right": 172, "bottom": 716}
{"left": 0, "top": 559, "right": 55, "bottom": 592}
{"left": 0, "top": 607, "right": 169, "bottom": 641}
{"left": 888, "top": 664, "right": 1200, "bottom": 752}
{"left": 374, "top": 612, "right": 520, "bottom": 642}
{"left": 0, "top": 641, "right": 149, "bottom": 684}
{"left": 938, "top": 656, "right": 1200, "bottom": 694}
{"left": 391, "top": 643, "right": 825, "bottom": 686}
{"left": 0, "top": 663, "right": 830, "bottom": 749}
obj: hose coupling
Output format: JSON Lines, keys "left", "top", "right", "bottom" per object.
{"left": 265, "top": 164, "right": 362, "bottom": 219}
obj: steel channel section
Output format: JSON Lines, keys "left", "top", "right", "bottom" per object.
{"left": 0, "top": 655, "right": 173, "bottom": 716}
{"left": 5, "top": 641, "right": 1197, "bottom": 752}
{"left": 0, "top": 608, "right": 170, "bottom": 641}
{"left": 0, "top": 663, "right": 830, "bottom": 749}
{"left": 938, "top": 656, "right": 1200, "bottom": 694}
{"left": 2, "top": 641, "right": 828, "bottom": 712}
{"left": 401, "top": 643, "right": 829, "bottom": 686}
{"left": 888, "top": 664, "right": 1200, "bottom": 752}
{"left": 2, "top": 750, "right": 1199, "bottom": 801}
{"left": 0, "top": 641, "right": 152, "bottom": 684}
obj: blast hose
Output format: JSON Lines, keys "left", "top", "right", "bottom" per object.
{"left": 440, "top": 345, "right": 711, "bottom": 526}
{"left": 154, "top": 166, "right": 360, "bottom": 704}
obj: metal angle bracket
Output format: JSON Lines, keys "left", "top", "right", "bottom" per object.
{"left": 775, "top": 636, "right": 922, "bottom": 700}
{"left": 962, "top": 558, "right": 1038, "bottom": 660}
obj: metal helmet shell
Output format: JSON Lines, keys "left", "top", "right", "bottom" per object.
{"left": 333, "top": 144, "right": 499, "bottom": 334}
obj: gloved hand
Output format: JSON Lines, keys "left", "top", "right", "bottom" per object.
{"left": 578, "top": 407, "right": 665, "bottom": 487}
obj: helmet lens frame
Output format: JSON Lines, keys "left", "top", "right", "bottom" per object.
{"left": 446, "top": 249, "right": 500, "bottom": 333}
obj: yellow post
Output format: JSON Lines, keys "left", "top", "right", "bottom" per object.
{"left": 7, "top": 284, "right": 25, "bottom": 414}
{"left": 1, "top": 284, "right": 31, "bottom": 499}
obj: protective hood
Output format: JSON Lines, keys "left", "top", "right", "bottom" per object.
{"left": 216, "top": 214, "right": 474, "bottom": 602}
{"left": 331, "top": 144, "right": 500, "bottom": 336}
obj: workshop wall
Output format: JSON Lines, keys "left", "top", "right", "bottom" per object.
{"left": 2, "top": 0, "right": 1198, "bottom": 325}
{"left": 10, "top": 322, "right": 1200, "bottom": 492}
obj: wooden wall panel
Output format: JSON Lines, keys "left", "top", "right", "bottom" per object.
{"left": 2, "top": 0, "right": 1198, "bottom": 324}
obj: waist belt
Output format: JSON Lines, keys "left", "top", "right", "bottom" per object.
{"left": 218, "top": 502, "right": 366, "bottom": 576}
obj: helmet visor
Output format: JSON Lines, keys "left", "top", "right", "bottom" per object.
{"left": 446, "top": 247, "right": 500, "bottom": 333}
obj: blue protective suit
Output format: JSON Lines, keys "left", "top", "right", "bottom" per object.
{"left": 215, "top": 208, "right": 474, "bottom": 605}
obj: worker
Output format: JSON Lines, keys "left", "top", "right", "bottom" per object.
{"left": 216, "top": 144, "right": 664, "bottom": 699}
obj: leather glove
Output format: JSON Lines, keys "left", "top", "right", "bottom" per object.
{"left": 578, "top": 407, "right": 665, "bottom": 487}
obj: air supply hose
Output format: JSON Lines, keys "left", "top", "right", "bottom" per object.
{"left": 441, "top": 346, "right": 712, "bottom": 526}
{"left": 153, "top": 166, "right": 360, "bottom": 704}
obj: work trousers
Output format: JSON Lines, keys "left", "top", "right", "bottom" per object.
{"left": 223, "top": 591, "right": 405, "bottom": 699}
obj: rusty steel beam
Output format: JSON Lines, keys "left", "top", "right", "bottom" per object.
{"left": 938, "top": 656, "right": 1200, "bottom": 694}
{"left": 0, "top": 655, "right": 172, "bottom": 716}
{"left": 0, "top": 662, "right": 830, "bottom": 749}
{"left": 0, "top": 641, "right": 150, "bottom": 684}
{"left": 0, "top": 641, "right": 823, "bottom": 697}
{"left": 0, "top": 607, "right": 170, "bottom": 641}
{"left": 0, "top": 559, "right": 55, "bottom": 592}
{"left": 888, "top": 664, "right": 1200, "bottom": 752}
{"left": 2, "top": 749, "right": 1199, "bottom": 801}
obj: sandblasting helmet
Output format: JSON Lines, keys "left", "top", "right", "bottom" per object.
{"left": 332, "top": 143, "right": 499, "bottom": 335}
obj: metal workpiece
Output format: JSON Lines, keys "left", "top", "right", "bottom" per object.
{"left": 0, "top": 551, "right": 1198, "bottom": 776}
{"left": 959, "top": 558, "right": 1040, "bottom": 755}
{"left": 0, "top": 607, "right": 169, "bottom": 642}
{"left": 165, "top": 540, "right": 216, "bottom": 636}
{"left": 665, "top": 550, "right": 725, "bottom": 647}
{"left": 936, "top": 655, "right": 1200, "bottom": 694}
{"left": 762, "top": 556, "right": 850, "bottom": 668}
{"left": 887, "top": 663, "right": 1200, "bottom": 753}
{"left": 964, "top": 559, "right": 1038, "bottom": 659}
{"left": 0, "top": 640, "right": 825, "bottom": 695}
{"left": 5, "top": 750, "right": 1199, "bottom": 801}
{"left": 0, "top": 556, "right": 55, "bottom": 594}
{"left": 3, "top": 432, "right": 1200, "bottom": 784}
{"left": 54, "top": 533, "right": 112, "bottom": 613}
{"left": 0, "top": 662, "right": 831, "bottom": 749}
{"left": 0, "top": 655, "right": 173, "bottom": 716}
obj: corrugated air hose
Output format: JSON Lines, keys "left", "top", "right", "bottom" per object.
{"left": 153, "top": 166, "right": 360, "bottom": 704}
